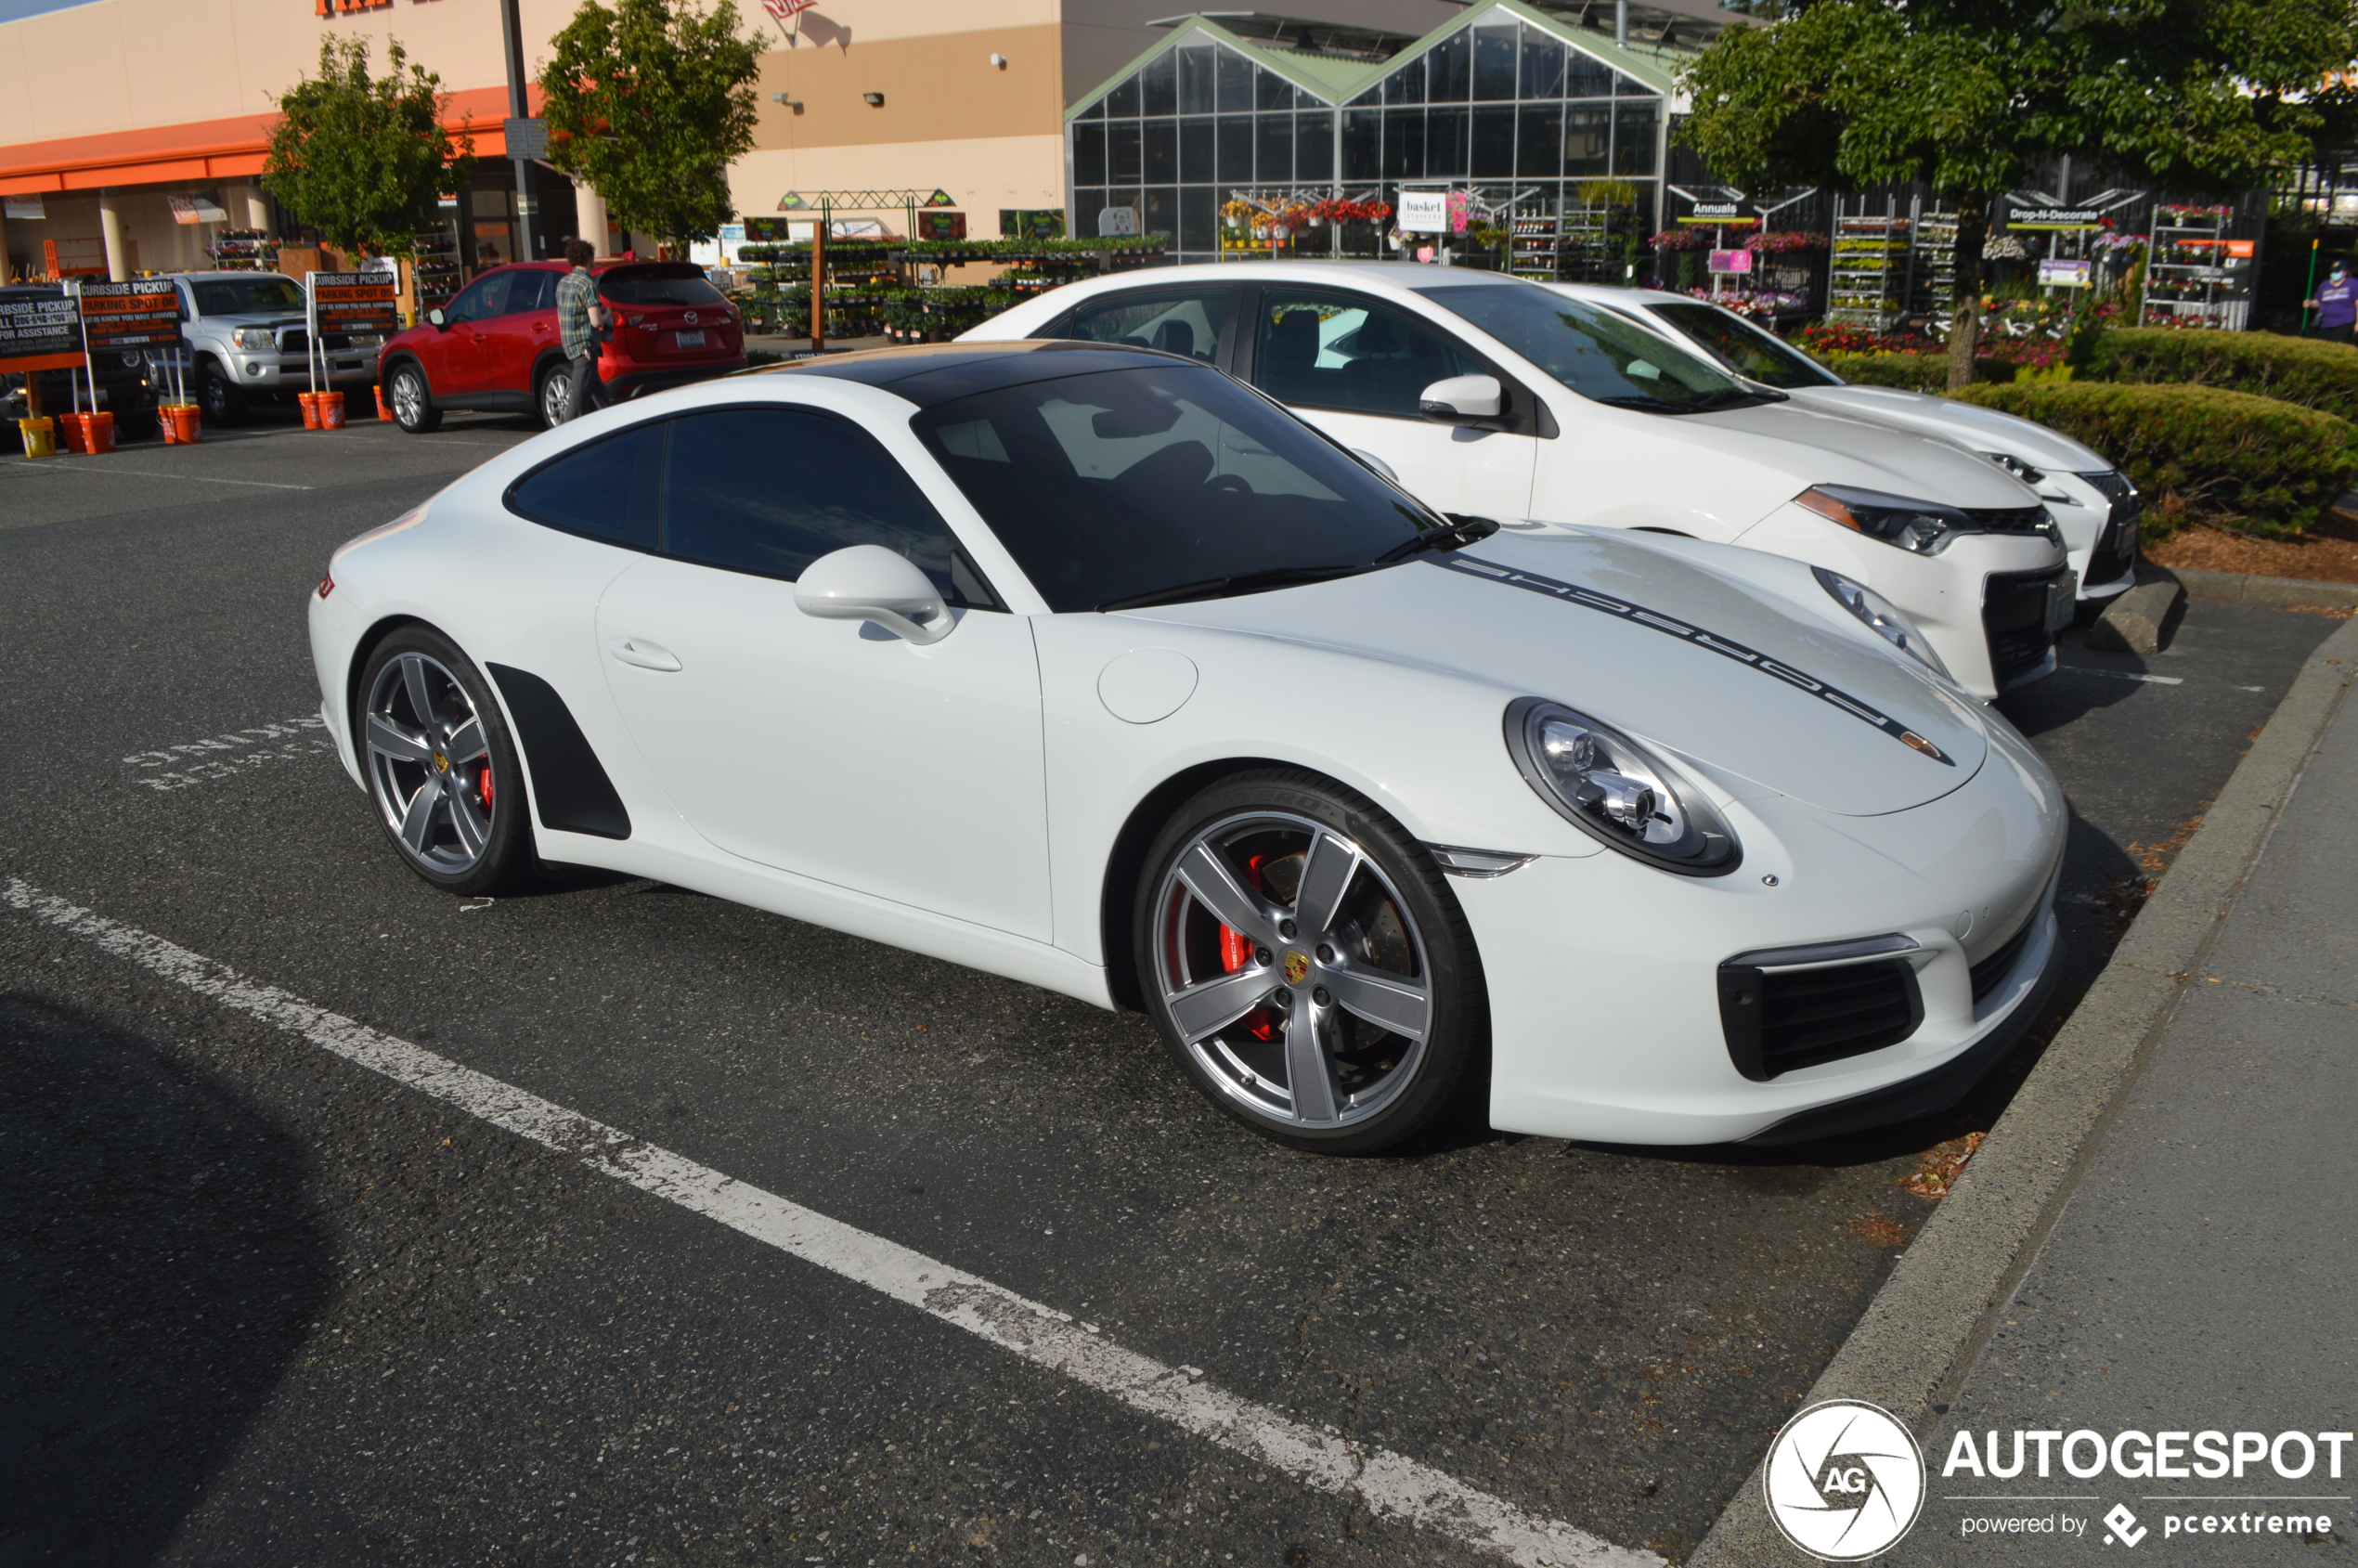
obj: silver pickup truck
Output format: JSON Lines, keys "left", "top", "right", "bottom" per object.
{"left": 164, "top": 270, "right": 384, "bottom": 424}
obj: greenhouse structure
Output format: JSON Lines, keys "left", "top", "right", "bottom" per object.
{"left": 1064, "top": 0, "right": 1703, "bottom": 270}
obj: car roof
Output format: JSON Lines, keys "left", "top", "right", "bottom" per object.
{"left": 761, "top": 338, "right": 1198, "bottom": 406}
{"left": 1546, "top": 281, "right": 1694, "bottom": 307}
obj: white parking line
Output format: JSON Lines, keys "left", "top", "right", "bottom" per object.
{"left": 2056, "top": 664, "right": 2270, "bottom": 693}
{"left": 0, "top": 876, "right": 1655, "bottom": 1568}
{"left": 3, "top": 459, "right": 315, "bottom": 489}
{"left": 122, "top": 716, "right": 334, "bottom": 791}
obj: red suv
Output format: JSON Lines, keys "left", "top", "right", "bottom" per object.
{"left": 378, "top": 260, "right": 747, "bottom": 433}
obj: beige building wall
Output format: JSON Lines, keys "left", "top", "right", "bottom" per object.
{"left": 727, "top": 135, "right": 1066, "bottom": 232}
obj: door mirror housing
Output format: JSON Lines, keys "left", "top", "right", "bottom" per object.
{"left": 427, "top": 308, "right": 447, "bottom": 329}
{"left": 793, "top": 545, "right": 952, "bottom": 644}
{"left": 1419, "top": 373, "right": 1503, "bottom": 424}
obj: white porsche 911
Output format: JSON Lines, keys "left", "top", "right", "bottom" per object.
{"left": 309, "top": 341, "right": 2065, "bottom": 1153}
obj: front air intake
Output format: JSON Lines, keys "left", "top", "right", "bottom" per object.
{"left": 1718, "top": 936, "right": 1924, "bottom": 1082}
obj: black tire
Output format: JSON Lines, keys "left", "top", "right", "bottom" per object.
{"left": 386, "top": 360, "right": 442, "bottom": 434}
{"left": 534, "top": 358, "right": 571, "bottom": 429}
{"left": 197, "top": 362, "right": 242, "bottom": 427}
{"left": 1133, "top": 768, "right": 1485, "bottom": 1155}
{"left": 355, "top": 626, "right": 537, "bottom": 897}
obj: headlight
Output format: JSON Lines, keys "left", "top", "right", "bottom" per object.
{"left": 1813, "top": 567, "right": 1952, "bottom": 680}
{"left": 1504, "top": 698, "right": 1740, "bottom": 875}
{"left": 1982, "top": 450, "right": 2044, "bottom": 486}
{"left": 231, "top": 328, "right": 276, "bottom": 351}
{"left": 1795, "top": 485, "right": 1969, "bottom": 555}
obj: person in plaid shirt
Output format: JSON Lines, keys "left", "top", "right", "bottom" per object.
{"left": 556, "top": 238, "right": 609, "bottom": 421}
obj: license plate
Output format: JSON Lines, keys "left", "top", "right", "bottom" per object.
{"left": 2047, "top": 571, "right": 2079, "bottom": 632}
{"left": 675, "top": 330, "right": 706, "bottom": 349}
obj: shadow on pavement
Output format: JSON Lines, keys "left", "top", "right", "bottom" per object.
{"left": 0, "top": 993, "right": 332, "bottom": 1566}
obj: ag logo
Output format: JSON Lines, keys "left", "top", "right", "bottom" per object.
{"left": 1763, "top": 1399, "right": 1925, "bottom": 1561}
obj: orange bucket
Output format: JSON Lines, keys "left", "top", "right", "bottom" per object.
{"left": 298, "top": 391, "right": 322, "bottom": 429}
{"left": 57, "top": 412, "right": 91, "bottom": 453}
{"left": 317, "top": 390, "right": 346, "bottom": 429}
{"left": 372, "top": 384, "right": 393, "bottom": 421}
{"left": 83, "top": 410, "right": 115, "bottom": 453}
{"left": 166, "top": 404, "right": 202, "bottom": 444}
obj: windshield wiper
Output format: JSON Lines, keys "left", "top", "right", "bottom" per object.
{"left": 1373, "top": 514, "right": 1501, "bottom": 564}
{"left": 1096, "top": 564, "right": 1372, "bottom": 612}
{"left": 1593, "top": 394, "right": 1702, "bottom": 414}
{"left": 1693, "top": 386, "right": 1786, "bottom": 409}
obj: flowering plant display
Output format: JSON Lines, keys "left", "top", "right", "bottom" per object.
{"left": 1649, "top": 227, "right": 1714, "bottom": 252}
{"left": 1743, "top": 230, "right": 1828, "bottom": 253}
{"left": 1311, "top": 197, "right": 1391, "bottom": 225}
{"left": 1984, "top": 234, "right": 2028, "bottom": 260}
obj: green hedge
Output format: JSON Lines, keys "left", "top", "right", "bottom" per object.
{"left": 1950, "top": 382, "right": 2358, "bottom": 537}
{"left": 1820, "top": 350, "right": 2016, "bottom": 392}
{"left": 2082, "top": 328, "right": 2358, "bottom": 424}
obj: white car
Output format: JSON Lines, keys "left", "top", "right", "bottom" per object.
{"left": 1548, "top": 284, "right": 2140, "bottom": 604}
{"left": 961, "top": 263, "right": 2074, "bottom": 701}
{"left": 307, "top": 341, "right": 2065, "bottom": 1152}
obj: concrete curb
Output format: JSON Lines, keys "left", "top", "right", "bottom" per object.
{"left": 1684, "top": 614, "right": 2358, "bottom": 1568}
{"left": 2157, "top": 563, "right": 2358, "bottom": 611}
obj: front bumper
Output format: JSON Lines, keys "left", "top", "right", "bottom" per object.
{"left": 1462, "top": 713, "right": 2066, "bottom": 1146}
{"left": 2043, "top": 470, "right": 2140, "bottom": 601}
{"left": 218, "top": 351, "right": 377, "bottom": 390}
{"left": 1733, "top": 504, "right": 2070, "bottom": 700}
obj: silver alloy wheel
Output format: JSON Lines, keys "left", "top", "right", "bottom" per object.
{"left": 364, "top": 652, "right": 495, "bottom": 874}
{"left": 390, "top": 367, "right": 427, "bottom": 427}
{"left": 540, "top": 365, "right": 571, "bottom": 426}
{"left": 1151, "top": 810, "right": 1432, "bottom": 1130}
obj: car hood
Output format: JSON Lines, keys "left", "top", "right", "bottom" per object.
{"left": 1788, "top": 384, "right": 2112, "bottom": 474}
{"left": 1126, "top": 528, "right": 1989, "bottom": 817}
{"left": 1672, "top": 398, "right": 2042, "bottom": 509}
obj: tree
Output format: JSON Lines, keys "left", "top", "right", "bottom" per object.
{"left": 1678, "top": 0, "right": 2358, "bottom": 386}
{"left": 538, "top": 0, "right": 761, "bottom": 250}
{"left": 265, "top": 37, "right": 475, "bottom": 260}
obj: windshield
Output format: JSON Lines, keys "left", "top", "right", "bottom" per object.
{"left": 1643, "top": 302, "right": 1841, "bottom": 389}
{"left": 1415, "top": 282, "right": 1749, "bottom": 412}
{"left": 599, "top": 266, "right": 727, "bottom": 306}
{"left": 190, "top": 276, "right": 306, "bottom": 316}
{"left": 910, "top": 363, "right": 1439, "bottom": 612}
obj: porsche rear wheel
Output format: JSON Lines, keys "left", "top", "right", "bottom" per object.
{"left": 1136, "top": 770, "right": 1484, "bottom": 1154}
{"left": 357, "top": 627, "right": 533, "bottom": 896}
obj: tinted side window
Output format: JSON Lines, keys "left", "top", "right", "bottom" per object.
{"left": 662, "top": 408, "right": 968, "bottom": 599}
{"left": 1251, "top": 291, "right": 1480, "bottom": 417}
{"left": 450, "top": 271, "right": 512, "bottom": 322}
{"left": 1068, "top": 290, "right": 1231, "bottom": 365}
{"left": 507, "top": 422, "right": 664, "bottom": 549}
{"left": 511, "top": 269, "right": 559, "bottom": 313}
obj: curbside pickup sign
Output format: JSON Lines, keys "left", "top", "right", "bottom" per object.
{"left": 75, "top": 279, "right": 183, "bottom": 350}
{"left": 307, "top": 271, "right": 401, "bottom": 338}
{"left": 0, "top": 288, "right": 84, "bottom": 373}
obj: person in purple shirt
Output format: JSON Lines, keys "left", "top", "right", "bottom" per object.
{"left": 2311, "top": 260, "right": 2358, "bottom": 344}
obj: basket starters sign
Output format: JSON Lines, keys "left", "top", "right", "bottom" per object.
{"left": 309, "top": 271, "right": 400, "bottom": 337}
{"left": 77, "top": 279, "right": 182, "bottom": 349}
{"left": 0, "top": 289, "right": 84, "bottom": 372}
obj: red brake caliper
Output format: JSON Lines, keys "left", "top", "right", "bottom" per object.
{"left": 477, "top": 764, "right": 495, "bottom": 813}
{"left": 1217, "top": 854, "right": 1282, "bottom": 1042}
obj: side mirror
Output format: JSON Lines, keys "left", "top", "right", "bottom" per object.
{"left": 1419, "top": 374, "right": 1503, "bottom": 424}
{"left": 1350, "top": 447, "right": 1401, "bottom": 486}
{"left": 793, "top": 545, "right": 952, "bottom": 644}
{"left": 427, "top": 308, "right": 447, "bottom": 328}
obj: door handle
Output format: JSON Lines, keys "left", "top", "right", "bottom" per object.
{"left": 608, "top": 637, "right": 682, "bottom": 671}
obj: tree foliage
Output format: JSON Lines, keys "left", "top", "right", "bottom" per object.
{"left": 1679, "top": 0, "right": 2358, "bottom": 384}
{"left": 265, "top": 37, "right": 475, "bottom": 259}
{"left": 538, "top": 0, "right": 761, "bottom": 248}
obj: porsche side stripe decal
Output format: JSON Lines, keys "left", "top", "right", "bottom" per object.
{"left": 1436, "top": 555, "right": 1955, "bottom": 765}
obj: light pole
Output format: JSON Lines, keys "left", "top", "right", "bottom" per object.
{"left": 499, "top": 0, "right": 537, "bottom": 260}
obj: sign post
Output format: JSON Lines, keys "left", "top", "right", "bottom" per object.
{"left": 1, "top": 285, "right": 84, "bottom": 430}
{"left": 305, "top": 270, "right": 401, "bottom": 421}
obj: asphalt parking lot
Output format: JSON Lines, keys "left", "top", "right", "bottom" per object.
{"left": 0, "top": 408, "right": 2340, "bottom": 1567}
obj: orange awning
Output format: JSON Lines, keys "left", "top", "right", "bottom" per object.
{"left": 0, "top": 84, "right": 533, "bottom": 196}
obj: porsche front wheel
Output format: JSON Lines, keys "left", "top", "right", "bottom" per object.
{"left": 356, "top": 628, "right": 533, "bottom": 896}
{"left": 1136, "top": 770, "right": 1484, "bottom": 1154}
